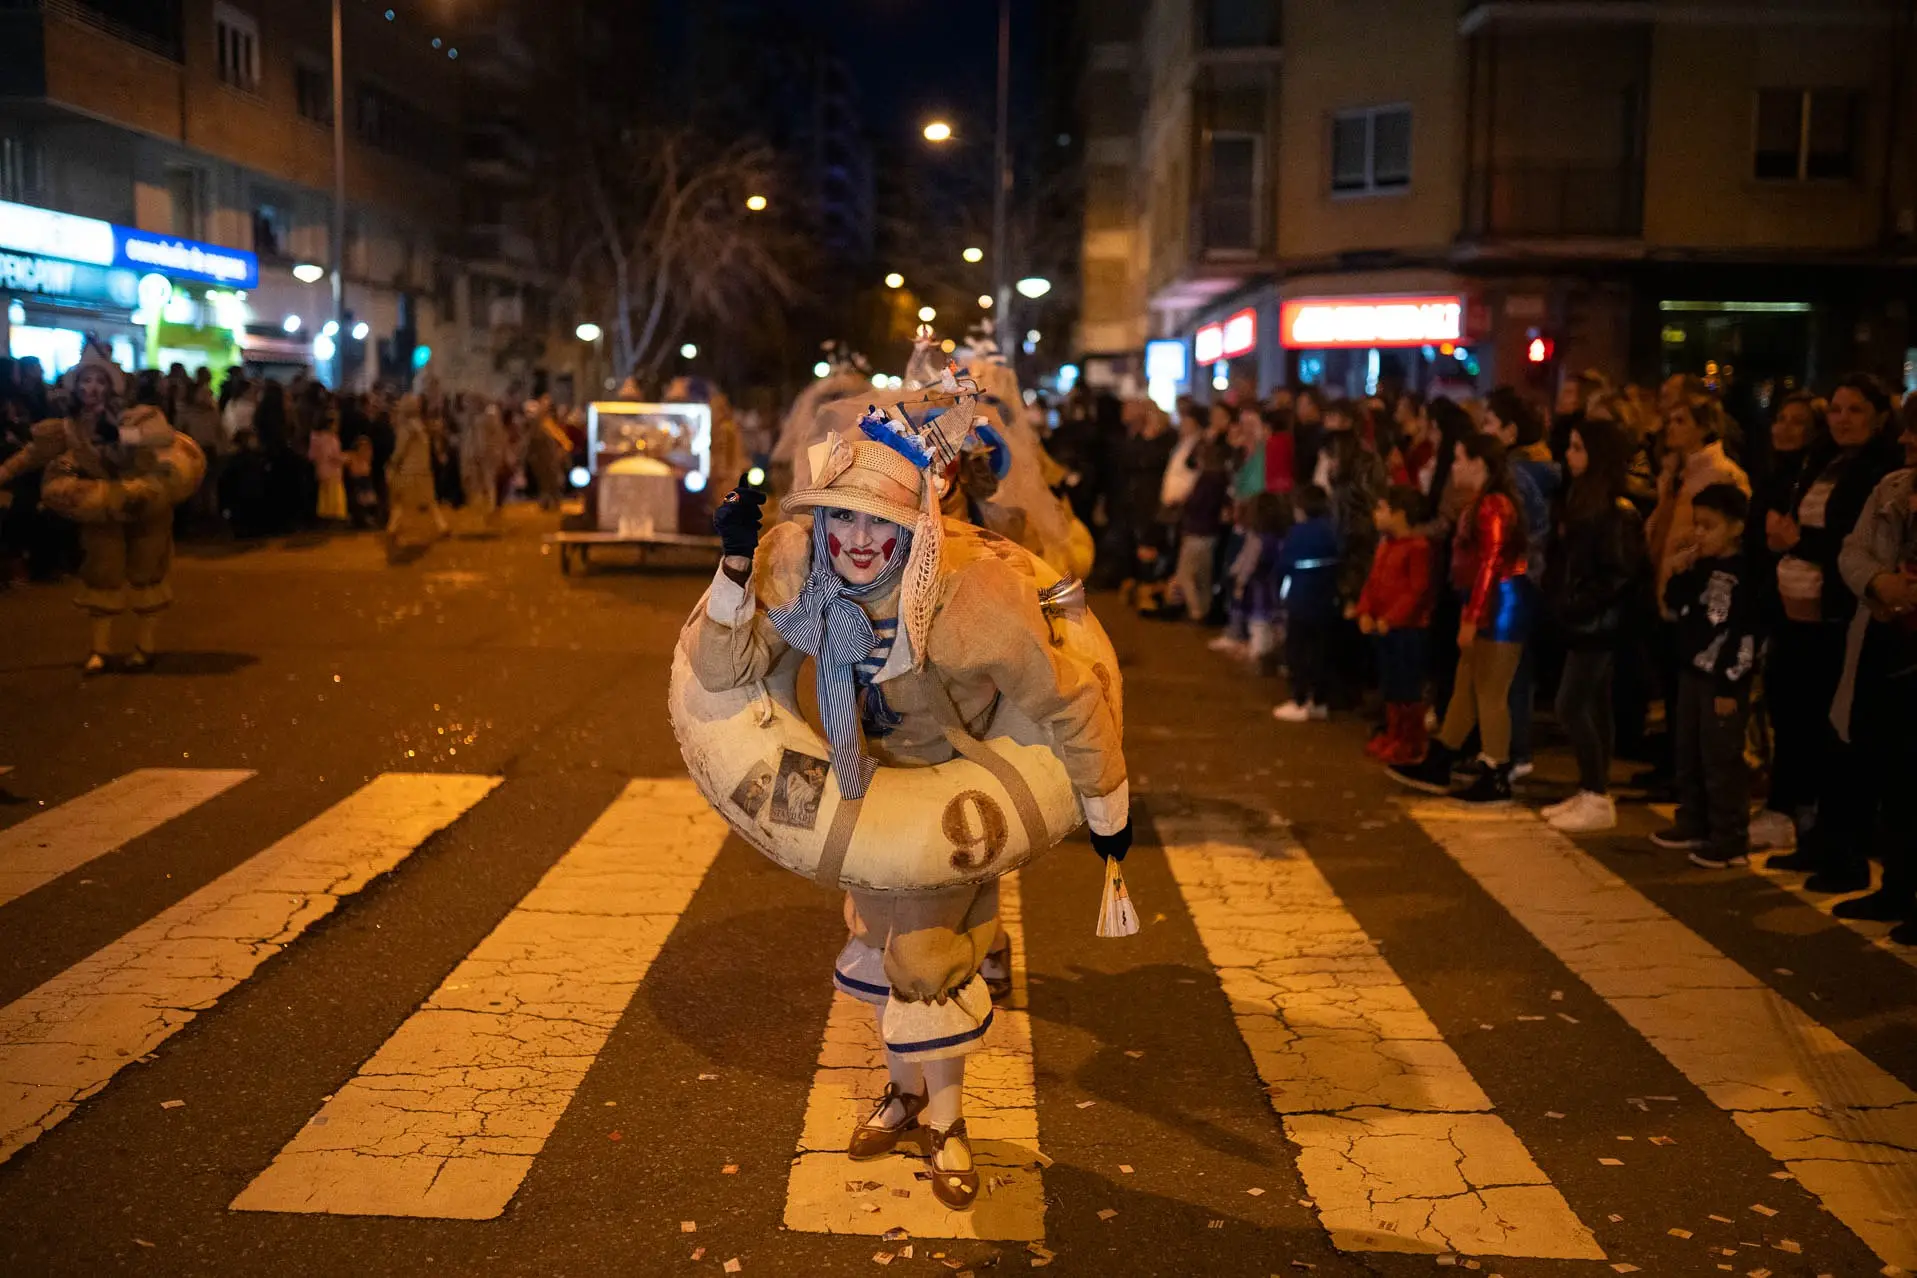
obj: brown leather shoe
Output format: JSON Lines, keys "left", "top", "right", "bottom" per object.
{"left": 926, "top": 1119, "right": 980, "bottom": 1210}
{"left": 847, "top": 1083, "right": 927, "bottom": 1161}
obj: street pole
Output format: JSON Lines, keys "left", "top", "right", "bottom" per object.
{"left": 330, "top": 0, "right": 347, "bottom": 389}
{"left": 990, "top": 0, "right": 1011, "bottom": 332}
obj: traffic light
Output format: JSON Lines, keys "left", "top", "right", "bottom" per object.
{"left": 1526, "top": 334, "right": 1555, "bottom": 364}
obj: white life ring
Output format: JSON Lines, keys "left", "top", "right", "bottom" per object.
{"left": 667, "top": 578, "right": 1121, "bottom": 893}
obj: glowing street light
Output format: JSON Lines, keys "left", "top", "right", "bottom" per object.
{"left": 1026, "top": 329, "right": 1041, "bottom": 343}
{"left": 745, "top": 194, "right": 768, "bottom": 212}
{"left": 884, "top": 272, "right": 904, "bottom": 289}
{"left": 575, "top": 322, "right": 602, "bottom": 342}
{"left": 292, "top": 262, "right": 325, "bottom": 284}
{"left": 320, "top": 319, "right": 339, "bottom": 338}
{"left": 282, "top": 314, "right": 302, "bottom": 334}
{"left": 1015, "top": 276, "right": 1052, "bottom": 300}
{"left": 917, "top": 306, "right": 937, "bottom": 323}
{"left": 351, "top": 321, "right": 370, "bottom": 341}
{"left": 962, "top": 246, "right": 983, "bottom": 264}
{"left": 922, "top": 120, "right": 953, "bottom": 143}
{"left": 681, "top": 342, "right": 699, "bottom": 359}
{"left": 978, "top": 294, "right": 993, "bottom": 309}
{"left": 813, "top": 360, "right": 831, "bottom": 378}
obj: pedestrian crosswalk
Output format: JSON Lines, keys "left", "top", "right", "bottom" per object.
{"left": 0, "top": 767, "right": 1910, "bottom": 1270}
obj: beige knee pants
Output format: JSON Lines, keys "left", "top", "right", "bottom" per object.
{"left": 77, "top": 511, "right": 174, "bottom": 616}
{"left": 1439, "top": 639, "right": 1523, "bottom": 764}
{"left": 846, "top": 880, "right": 1000, "bottom": 1002}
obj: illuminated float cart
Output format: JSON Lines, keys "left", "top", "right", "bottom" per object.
{"left": 543, "top": 400, "right": 724, "bottom": 573}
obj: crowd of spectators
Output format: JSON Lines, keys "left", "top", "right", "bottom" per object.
{"left": 0, "top": 355, "right": 582, "bottom": 574}
{"left": 1054, "top": 368, "right": 1917, "bottom": 946}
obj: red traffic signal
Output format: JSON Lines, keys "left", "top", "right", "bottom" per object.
{"left": 1525, "top": 335, "right": 1555, "bottom": 364}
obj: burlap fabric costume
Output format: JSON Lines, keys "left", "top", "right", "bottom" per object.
{"left": 0, "top": 405, "right": 202, "bottom": 617}
{"left": 687, "top": 431, "right": 1127, "bottom": 1061}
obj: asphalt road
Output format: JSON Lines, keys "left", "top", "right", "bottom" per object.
{"left": 0, "top": 509, "right": 1911, "bottom": 1278}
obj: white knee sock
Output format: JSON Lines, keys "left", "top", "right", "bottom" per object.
{"left": 874, "top": 1004, "right": 924, "bottom": 1125}
{"left": 922, "top": 1057, "right": 970, "bottom": 1171}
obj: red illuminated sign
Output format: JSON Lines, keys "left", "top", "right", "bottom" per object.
{"left": 1193, "top": 307, "right": 1258, "bottom": 365}
{"left": 1279, "top": 295, "right": 1465, "bottom": 349}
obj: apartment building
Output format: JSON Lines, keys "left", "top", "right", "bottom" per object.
{"left": 0, "top": 0, "right": 558, "bottom": 393}
{"left": 1080, "top": 0, "right": 1917, "bottom": 404}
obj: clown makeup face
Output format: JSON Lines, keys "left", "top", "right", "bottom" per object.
{"left": 825, "top": 507, "right": 904, "bottom": 585}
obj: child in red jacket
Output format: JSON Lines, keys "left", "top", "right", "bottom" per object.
{"left": 1356, "top": 487, "right": 1435, "bottom": 763}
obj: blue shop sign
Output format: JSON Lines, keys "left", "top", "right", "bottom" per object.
{"left": 111, "top": 227, "right": 257, "bottom": 288}
{"left": 0, "top": 248, "right": 139, "bottom": 309}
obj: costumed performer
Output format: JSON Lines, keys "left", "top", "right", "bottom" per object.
{"left": 0, "top": 339, "right": 202, "bottom": 673}
{"left": 684, "top": 405, "right": 1131, "bottom": 1211}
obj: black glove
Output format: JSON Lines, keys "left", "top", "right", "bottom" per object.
{"left": 712, "top": 471, "right": 768, "bottom": 558}
{"left": 1090, "top": 821, "right": 1132, "bottom": 862}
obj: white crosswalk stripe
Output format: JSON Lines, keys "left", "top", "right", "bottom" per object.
{"left": 0, "top": 768, "right": 254, "bottom": 908}
{"left": 1157, "top": 808, "right": 1604, "bottom": 1260}
{"left": 231, "top": 778, "right": 728, "bottom": 1220}
{"left": 0, "top": 772, "right": 499, "bottom": 1167}
{"left": 783, "top": 874, "right": 1046, "bottom": 1242}
{"left": 1406, "top": 800, "right": 1917, "bottom": 1272}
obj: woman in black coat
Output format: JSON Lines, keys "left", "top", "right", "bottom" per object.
{"left": 1540, "top": 416, "right": 1646, "bottom": 832}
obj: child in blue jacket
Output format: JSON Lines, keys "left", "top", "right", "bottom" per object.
{"left": 1274, "top": 484, "right": 1344, "bottom": 722}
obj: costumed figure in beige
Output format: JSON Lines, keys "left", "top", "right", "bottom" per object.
{"left": 385, "top": 393, "right": 449, "bottom": 559}
{"left": 0, "top": 341, "right": 204, "bottom": 673}
{"left": 674, "top": 397, "right": 1130, "bottom": 1211}
{"left": 770, "top": 344, "right": 873, "bottom": 494}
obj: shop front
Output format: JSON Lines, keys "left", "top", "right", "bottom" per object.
{"left": 1278, "top": 291, "right": 1478, "bottom": 399}
{"left": 0, "top": 197, "right": 258, "bottom": 384}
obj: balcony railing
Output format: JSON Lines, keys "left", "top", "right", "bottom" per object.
{"left": 1464, "top": 161, "right": 1643, "bottom": 239}
{"left": 0, "top": 0, "right": 183, "bottom": 62}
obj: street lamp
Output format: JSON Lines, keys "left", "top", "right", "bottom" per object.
{"left": 292, "top": 262, "right": 325, "bottom": 284}
{"left": 813, "top": 361, "right": 831, "bottom": 378}
{"left": 917, "top": 306, "right": 937, "bottom": 323}
{"left": 745, "top": 194, "right": 768, "bottom": 212}
{"left": 978, "top": 294, "right": 993, "bottom": 309}
{"left": 1016, "top": 277, "right": 1052, "bottom": 300}
{"left": 962, "top": 246, "right": 983, "bottom": 264}
{"left": 681, "top": 342, "right": 699, "bottom": 359}
{"left": 884, "top": 273, "right": 904, "bottom": 289}
{"left": 922, "top": 120, "right": 953, "bottom": 143}
{"left": 575, "top": 322, "right": 602, "bottom": 342}
{"left": 351, "top": 321, "right": 370, "bottom": 341}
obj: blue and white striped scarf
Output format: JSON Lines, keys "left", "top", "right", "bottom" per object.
{"left": 767, "top": 516, "right": 910, "bottom": 800}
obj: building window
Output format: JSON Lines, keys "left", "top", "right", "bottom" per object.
{"left": 252, "top": 203, "right": 286, "bottom": 257}
{"left": 1204, "top": 132, "right": 1262, "bottom": 252}
{"left": 214, "top": 4, "right": 260, "bottom": 93}
{"left": 296, "top": 60, "right": 333, "bottom": 125}
{"left": 1330, "top": 105, "right": 1411, "bottom": 196}
{"left": 355, "top": 82, "right": 452, "bottom": 170}
{"left": 1203, "top": 0, "right": 1279, "bottom": 48}
{"left": 166, "top": 167, "right": 206, "bottom": 239}
{"left": 1754, "top": 88, "right": 1860, "bottom": 181}
{"left": 0, "top": 136, "right": 43, "bottom": 203}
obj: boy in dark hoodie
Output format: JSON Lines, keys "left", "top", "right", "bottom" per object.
{"left": 1656, "top": 482, "right": 1762, "bottom": 867}
{"left": 1273, "top": 484, "right": 1342, "bottom": 722}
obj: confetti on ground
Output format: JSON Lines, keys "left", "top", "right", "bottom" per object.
{"left": 1479, "top": 1022, "right": 1495, "bottom": 1030}
{"left": 1246, "top": 1187, "right": 1265, "bottom": 1196}
{"left": 872, "top": 1254, "right": 893, "bottom": 1267}
{"left": 160, "top": 1100, "right": 185, "bottom": 1110}
{"left": 1710, "top": 1215, "right": 1735, "bottom": 1224}
{"left": 1610, "top": 1266, "right": 1641, "bottom": 1274}
{"left": 1670, "top": 1228, "right": 1694, "bottom": 1239}
{"left": 722, "top": 1164, "right": 739, "bottom": 1175}
{"left": 1124, "top": 1050, "right": 1145, "bottom": 1059}
{"left": 859, "top": 1203, "right": 880, "bottom": 1214}
{"left": 1118, "top": 1164, "right": 1133, "bottom": 1174}
{"left": 1649, "top": 1136, "right": 1676, "bottom": 1145}
{"left": 680, "top": 1221, "right": 697, "bottom": 1233}
{"left": 723, "top": 1261, "right": 741, "bottom": 1274}
{"left": 881, "top": 1228, "right": 909, "bottom": 1242}
{"left": 1768, "top": 1171, "right": 1794, "bottom": 1181}
{"left": 699, "top": 1073, "right": 720, "bottom": 1081}
{"left": 1775, "top": 1240, "right": 1801, "bottom": 1254}
{"left": 899, "top": 1247, "right": 914, "bottom": 1260}
{"left": 1024, "top": 1243, "right": 1052, "bottom": 1266}
{"left": 1616, "top": 1135, "right": 1635, "bottom": 1141}
{"left": 1076, "top": 1100, "right": 1096, "bottom": 1109}
{"left": 603, "top": 1100, "right": 616, "bottom": 1107}
{"left": 1747, "top": 1269, "right": 1772, "bottom": 1278}
{"left": 607, "top": 1131, "right": 622, "bottom": 1141}
{"left": 892, "top": 1189, "right": 911, "bottom": 1199}
{"left": 1517, "top": 1015, "right": 1546, "bottom": 1021}
{"left": 1546, "top": 1111, "right": 1566, "bottom": 1119}
{"left": 1550, "top": 990, "right": 1565, "bottom": 1001}
{"left": 1608, "top": 1214, "right": 1625, "bottom": 1223}
{"left": 691, "top": 1248, "right": 705, "bottom": 1261}
{"left": 1206, "top": 1220, "right": 1224, "bottom": 1230}
{"left": 1645, "top": 1095, "right": 1678, "bottom": 1102}
{"left": 1558, "top": 1012, "right": 1581, "bottom": 1024}
{"left": 134, "top": 1239, "right": 155, "bottom": 1249}
{"left": 1599, "top": 1158, "right": 1625, "bottom": 1166}
{"left": 1097, "top": 1208, "right": 1117, "bottom": 1221}
{"left": 1750, "top": 1204, "right": 1777, "bottom": 1217}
